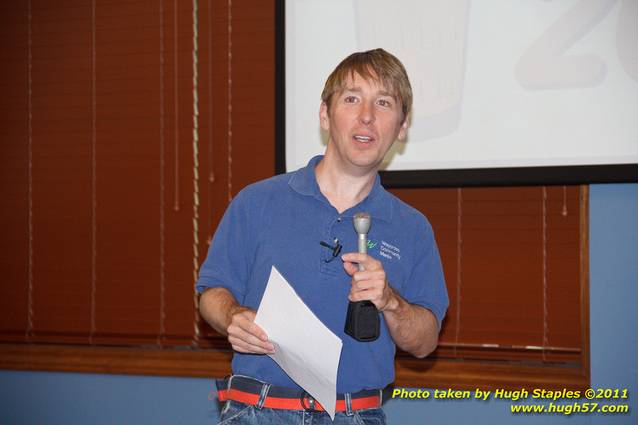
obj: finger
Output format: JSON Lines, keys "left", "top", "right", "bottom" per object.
{"left": 351, "top": 270, "right": 386, "bottom": 284}
{"left": 348, "top": 287, "right": 380, "bottom": 302}
{"left": 243, "top": 321, "right": 269, "bottom": 342}
{"left": 349, "top": 287, "right": 385, "bottom": 307}
{"left": 228, "top": 317, "right": 269, "bottom": 343}
{"left": 350, "top": 275, "right": 372, "bottom": 289}
{"left": 341, "top": 253, "right": 382, "bottom": 271}
{"left": 229, "top": 335, "right": 275, "bottom": 354}
{"left": 228, "top": 324, "right": 275, "bottom": 350}
{"left": 342, "top": 260, "right": 358, "bottom": 276}
{"left": 351, "top": 281, "right": 383, "bottom": 294}
{"left": 228, "top": 323, "right": 272, "bottom": 348}
{"left": 228, "top": 338, "right": 275, "bottom": 354}
{"left": 232, "top": 312, "right": 269, "bottom": 342}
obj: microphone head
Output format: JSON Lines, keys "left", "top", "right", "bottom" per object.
{"left": 353, "top": 212, "right": 371, "bottom": 235}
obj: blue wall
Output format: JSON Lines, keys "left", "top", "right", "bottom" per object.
{"left": 588, "top": 183, "right": 638, "bottom": 424}
{"left": 2, "top": 184, "right": 637, "bottom": 425}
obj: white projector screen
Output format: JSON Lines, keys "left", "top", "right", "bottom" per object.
{"left": 279, "top": 0, "right": 638, "bottom": 186}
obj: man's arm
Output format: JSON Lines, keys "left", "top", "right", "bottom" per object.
{"left": 342, "top": 253, "right": 439, "bottom": 358}
{"left": 199, "top": 287, "right": 275, "bottom": 354}
{"left": 376, "top": 286, "right": 439, "bottom": 358}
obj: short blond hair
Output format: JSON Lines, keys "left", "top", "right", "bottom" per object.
{"left": 321, "top": 48, "right": 413, "bottom": 121}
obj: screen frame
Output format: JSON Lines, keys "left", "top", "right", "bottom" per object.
{"left": 274, "top": 0, "right": 638, "bottom": 188}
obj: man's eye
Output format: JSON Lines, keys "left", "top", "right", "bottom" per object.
{"left": 344, "top": 96, "right": 358, "bottom": 103}
{"left": 378, "top": 99, "right": 392, "bottom": 107}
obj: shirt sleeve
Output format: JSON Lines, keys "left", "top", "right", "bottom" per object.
{"left": 195, "top": 191, "right": 253, "bottom": 303}
{"left": 400, "top": 219, "right": 449, "bottom": 328}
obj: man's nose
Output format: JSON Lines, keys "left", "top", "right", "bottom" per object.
{"left": 359, "top": 102, "right": 375, "bottom": 125}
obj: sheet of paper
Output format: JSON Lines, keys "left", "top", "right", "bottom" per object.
{"left": 254, "top": 266, "right": 343, "bottom": 420}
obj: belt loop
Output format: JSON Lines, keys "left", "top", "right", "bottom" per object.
{"left": 344, "top": 393, "right": 354, "bottom": 416}
{"left": 255, "top": 382, "right": 271, "bottom": 410}
{"left": 379, "top": 388, "right": 383, "bottom": 405}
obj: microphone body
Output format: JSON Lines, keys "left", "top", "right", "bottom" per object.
{"left": 357, "top": 233, "right": 367, "bottom": 271}
{"left": 345, "top": 213, "right": 380, "bottom": 342}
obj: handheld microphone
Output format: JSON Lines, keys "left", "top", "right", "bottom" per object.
{"left": 344, "top": 212, "right": 380, "bottom": 342}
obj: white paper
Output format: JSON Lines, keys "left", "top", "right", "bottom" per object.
{"left": 254, "top": 266, "right": 343, "bottom": 420}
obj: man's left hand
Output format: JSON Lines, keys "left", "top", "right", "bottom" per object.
{"left": 342, "top": 252, "right": 396, "bottom": 311}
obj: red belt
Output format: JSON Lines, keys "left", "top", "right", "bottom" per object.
{"left": 216, "top": 376, "right": 384, "bottom": 412}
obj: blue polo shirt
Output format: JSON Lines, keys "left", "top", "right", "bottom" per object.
{"left": 196, "top": 155, "right": 448, "bottom": 393}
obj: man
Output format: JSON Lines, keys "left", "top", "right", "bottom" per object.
{"left": 197, "top": 49, "right": 448, "bottom": 425}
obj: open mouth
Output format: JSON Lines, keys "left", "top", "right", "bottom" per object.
{"left": 353, "top": 135, "right": 374, "bottom": 144}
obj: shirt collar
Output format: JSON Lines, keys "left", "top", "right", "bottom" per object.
{"left": 288, "top": 155, "right": 393, "bottom": 223}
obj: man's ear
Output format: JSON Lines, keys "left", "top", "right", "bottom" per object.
{"left": 319, "top": 102, "right": 330, "bottom": 131}
{"left": 397, "top": 115, "right": 409, "bottom": 141}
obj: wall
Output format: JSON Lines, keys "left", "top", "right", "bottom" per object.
{"left": 588, "top": 183, "right": 638, "bottom": 425}
{"left": 1, "top": 183, "right": 636, "bottom": 425}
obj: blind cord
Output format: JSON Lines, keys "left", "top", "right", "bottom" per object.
{"left": 227, "top": 0, "right": 233, "bottom": 202}
{"left": 192, "top": 0, "right": 201, "bottom": 345}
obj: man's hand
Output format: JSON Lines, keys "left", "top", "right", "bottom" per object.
{"left": 342, "top": 252, "right": 397, "bottom": 312}
{"left": 341, "top": 252, "right": 439, "bottom": 358}
{"left": 199, "top": 287, "right": 275, "bottom": 355}
{"left": 226, "top": 306, "right": 275, "bottom": 354}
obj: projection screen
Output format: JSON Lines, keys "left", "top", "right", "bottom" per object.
{"left": 279, "top": 0, "right": 638, "bottom": 186}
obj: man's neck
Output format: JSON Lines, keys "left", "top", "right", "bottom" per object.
{"left": 314, "top": 157, "right": 377, "bottom": 214}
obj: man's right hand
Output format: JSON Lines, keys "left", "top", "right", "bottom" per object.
{"left": 198, "top": 287, "right": 275, "bottom": 355}
{"left": 227, "top": 306, "right": 276, "bottom": 354}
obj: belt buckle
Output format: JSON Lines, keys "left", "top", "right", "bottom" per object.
{"left": 300, "top": 391, "right": 320, "bottom": 412}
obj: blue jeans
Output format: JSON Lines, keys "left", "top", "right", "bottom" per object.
{"left": 218, "top": 400, "right": 387, "bottom": 425}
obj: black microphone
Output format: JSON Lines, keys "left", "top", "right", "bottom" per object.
{"left": 319, "top": 239, "right": 342, "bottom": 262}
{"left": 344, "top": 212, "right": 380, "bottom": 342}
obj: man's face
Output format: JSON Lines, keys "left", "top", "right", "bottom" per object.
{"left": 320, "top": 73, "right": 408, "bottom": 174}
